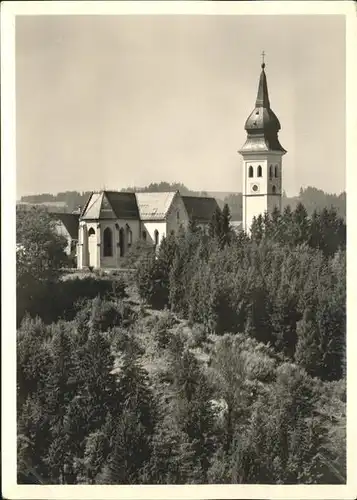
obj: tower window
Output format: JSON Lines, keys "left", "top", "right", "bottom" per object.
{"left": 103, "top": 227, "right": 113, "bottom": 257}
{"left": 154, "top": 229, "right": 159, "bottom": 246}
{"left": 275, "top": 165, "right": 278, "bottom": 177}
{"left": 142, "top": 230, "right": 147, "bottom": 241}
{"left": 248, "top": 166, "right": 254, "bottom": 178}
{"left": 257, "top": 165, "right": 262, "bottom": 177}
{"left": 272, "top": 185, "right": 277, "bottom": 194}
{"left": 269, "top": 165, "right": 273, "bottom": 179}
{"left": 88, "top": 227, "right": 95, "bottom": 236}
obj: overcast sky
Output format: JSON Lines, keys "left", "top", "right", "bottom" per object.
{"left": 16, "top": 14, "right": 345, "bottom": 197}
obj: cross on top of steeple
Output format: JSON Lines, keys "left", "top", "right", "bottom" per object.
{"left": 239, "top": 53, "right": 286, "bottom": 155}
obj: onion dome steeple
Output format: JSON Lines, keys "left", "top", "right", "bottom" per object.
{"left": 240, "top": 56, "right": 286, "bottom": 154}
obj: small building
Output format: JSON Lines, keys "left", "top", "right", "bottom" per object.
{"left": 181, "top": 196, "right": 221, "bottom": 231}
{"left": 52, "top": 212, "right": 79, "bottom": 255}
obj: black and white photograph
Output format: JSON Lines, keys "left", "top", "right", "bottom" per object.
{"left": 1, "top": 1, "right": 356, "bottom": 499}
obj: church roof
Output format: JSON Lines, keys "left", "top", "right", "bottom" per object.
{"left": 105, "top": 191, "right": 139, "bottom": 219}
{"left": 182, "top": 196, "right": 220, "bottom": 223}
{"left": 240, "top": 61, "right": 286, "bottom": 154}
{"left": 79, "top": 190, "right": 220, "bottom": 224}
{"left": 135, "top": 191, "right": 177, "bottom": 220}
{"left": 80, "top": 191, "right": 139, "bottom": 220}
{"left": 52, "top": 212, "right": 79, "bottom": 239}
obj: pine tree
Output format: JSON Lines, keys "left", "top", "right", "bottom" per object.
{"left": 294, "top": 307, "right": 321, "bottom": 377}
{"left": 210, "top": 335, "right": 252, "bottom": 452}
{"left": 188, "top": 217, "right": 199, "bottom": 234}
{"left": 208, "top": 207, "right": 223, "bottom": 239}
{"left": 98, "top": 352, "right": 156, "bottom": 484}
{"left": 293, "top": 202, "right": 310, "bottom": 245}
{"left": 220, "top": 203, "right": 232, "bottom": 248}
{"left": 250, "top": 214, "right": 264, "bottom": 243}
{"left": 44, "top": 323, "right": 77, "bottom": 483}
{"left": 169, "top": 349, "right": 215, "bottom": 482}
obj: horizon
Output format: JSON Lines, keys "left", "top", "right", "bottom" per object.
{"left": 16, "top": 15, "right": 346, "bottom": 199}
{"left": 17, "top": 182, "right": 346, "bottom": 203}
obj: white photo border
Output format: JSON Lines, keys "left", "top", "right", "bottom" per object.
{"left": 2, "top": 1, "right": 356, "bottom": 499}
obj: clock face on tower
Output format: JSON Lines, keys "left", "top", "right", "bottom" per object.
{"left": 250, "top": 183, "right": 260, "bottom": 193}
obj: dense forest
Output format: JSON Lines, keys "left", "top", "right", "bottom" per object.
{"left": 16, "top": 202, "right": 346, "bottom": 484}
{"left": 19, "top": 183, "right": 346, "bottom": 220}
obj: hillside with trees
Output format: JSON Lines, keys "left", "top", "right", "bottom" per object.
{"left": 19, "top": 183, "right": 346, "bottom": 220}
{"left": 16, "top": 202, "right": 346, "bottom": 484}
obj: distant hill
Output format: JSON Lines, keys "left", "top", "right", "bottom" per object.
{"left": 18, "top": 184, "right": 346, "bottom": 220}
{"left": 17, "top": 200, "right": 69, "bottom": 213}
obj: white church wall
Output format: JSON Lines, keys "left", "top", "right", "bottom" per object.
{"left": 266, "top": 155, "right": 283, "bottom": 196}
{"left": 140, "top": 195, "right": 189, "bottom": 246}
{"left": 82, "top": 221, "right": 100, "bottom": 269}
{"left": 116, "top": 218, "right": 141, "bottom": 263}
{"left": 141, "top": 221, "right": 167, "bottom": 246}
{"left": 77, "top": 223, "right": 85, "bottom": 269}
{"left": 267, "top": 195, "right": 282, "bottom": 214}
{"left": 241, "top": 152, "right": 284, "bottom": 232}
{"left": 100, "top": 221, "right": 118, "bottom": 269}
{"left": 99, "top": 219, "right": 141, "bottom": 268}
{"left": 244, "top": 195, "right": 268, "bottom": 233}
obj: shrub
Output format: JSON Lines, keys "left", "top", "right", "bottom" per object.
{"left": 74, "top": 297, "right": 135, "bottom": 333}
{"left": 167, "top": 330, "right": 186, "bottom": 359}
{"left": 135, "top": 235, "right": 177, "bottom": 310}
{"left": 109, "top": 277, "right": 127, "bottom": 299}
{"left": 153, "top": 311, "right": 176, "bottom": 349}
{"left": 190, "top": 324, "right": 208, "bottom": 348}
{"left": 121, "top": 240, "right": 155, "bottom": 269}
{"left": 110, "top": 327, "right": 144, "bottom": 358}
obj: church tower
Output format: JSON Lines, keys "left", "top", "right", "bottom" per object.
{"left": 239, "top": 56, "right": 286, "bottom": 233}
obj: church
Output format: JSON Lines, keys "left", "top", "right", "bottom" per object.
{"left": 54, "top": 57, "right": 285, "bottom": 270}
{"left": 54, "top": 190, "right": 220, "bottom": 269}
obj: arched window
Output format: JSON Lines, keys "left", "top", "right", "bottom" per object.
{"left": 103, "top": 227, "right": 113, "bottom": 257}
{"left": 142, "top": 230, "right": 147, "bottom": 241}
{"left": 272, "top": 185, "right": 277, "bottom": 194}
{"left": 119, "top": 228, "right": 125, "bottom": 257}
{"left": 275, "top": 165, "right": 278, "bottom": 177}
{"left": 177, "top": 210, "right": 180, "bottom": 221}
{"left": 88, "top": 227, "right": 95, "bottom": 236}
{"left": 269, "top": 165, "right": 273, "bottom": 179}
{"left": 257, "top": 165, "right": 262, "bottom": 178}
{"left": 248, "top": 166, "right": 253, "bottom": 178}
{"left": 154, "top": 229, "right": 159, "bottom": 246}
{"left": 126, "top": 224, "right": 132, "bottom": 247}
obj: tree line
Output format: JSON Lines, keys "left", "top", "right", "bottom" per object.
{"left": 19, "top": 183, "right": 346, "bottom": 220}
{"left": 136, "top": 203, "right": 346, "bottom": 381}
{"left": 16, "top": 202, "right": 346, "bottom": 484}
